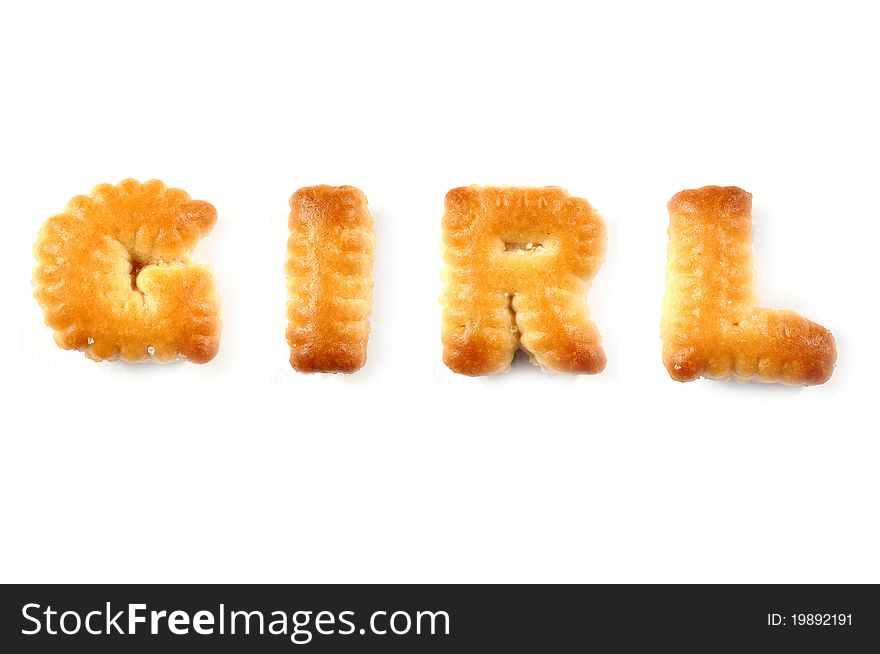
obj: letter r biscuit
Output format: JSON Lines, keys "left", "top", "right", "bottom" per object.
{"left": 441, "top": 186, "right": 607, "bottom": 376}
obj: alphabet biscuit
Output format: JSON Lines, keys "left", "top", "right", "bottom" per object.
{"left": 33, "top": 179, "right": 221, "bottom": 363}
{"left": 442, "top": 186, "right": 607, "bottom": 376}
{"left": 287, "top": 185, "right": 375, "bottom": 373}
{"left": 661, "top": 185, "right": 836, "bottom": 385}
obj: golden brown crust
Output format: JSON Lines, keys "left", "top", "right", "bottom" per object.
{"left": 661, "top": 185, "right": 836, "bottom": 385}
{"left": 441, "top": 186, "right": 606, "bottom": 375}
{"left": 33, "top": 179, "right": 221, "bottom": 363}
{"left": 286, "top": 185, "right": 375, "bottom": 373}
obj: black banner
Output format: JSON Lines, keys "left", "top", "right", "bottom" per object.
{"left": 1, "top": 584, "right": 877, "bottom": 651}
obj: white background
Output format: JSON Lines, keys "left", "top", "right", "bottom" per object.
{"left": 1, "top": 1, "right": 878, "bottom": 583}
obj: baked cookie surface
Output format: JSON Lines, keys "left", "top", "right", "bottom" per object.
{"left": 661, "top": 185, "right": 836, "bottom": 385}
{"left": 442, "top": 186, "right": 606, "bottom": 375}
{"left": 33, "top": 179, "right": 221, "bottom": 363}
{"left": 287, "top": 185, "right": 375, "bottom": 373}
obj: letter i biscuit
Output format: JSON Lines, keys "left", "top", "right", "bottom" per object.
{"left": 287, "top": 185, "right": 375, "bottom": 373}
